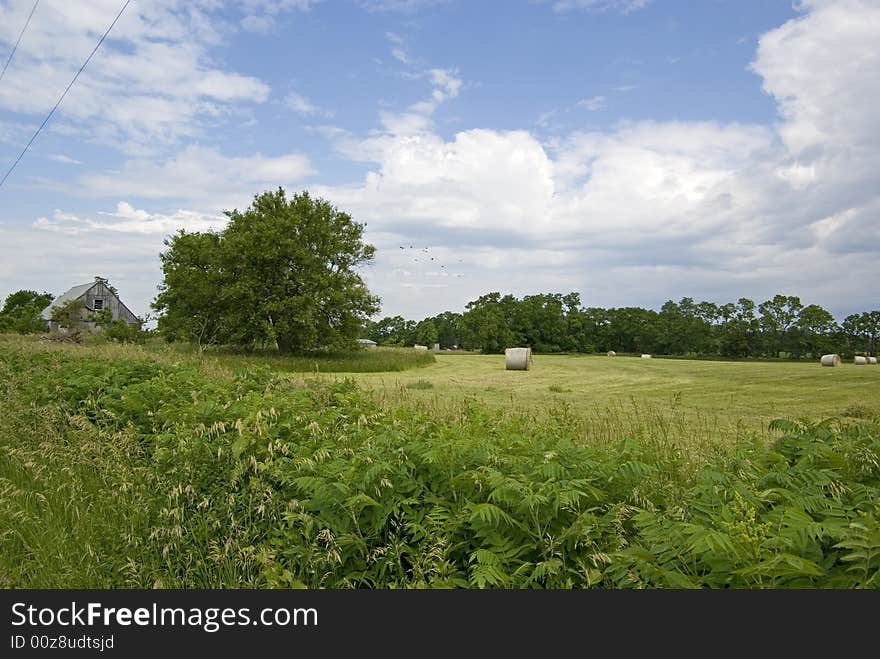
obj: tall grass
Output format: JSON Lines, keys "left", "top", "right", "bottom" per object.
{"left": 1, "top": 343, "right": 878, "bottom": 588}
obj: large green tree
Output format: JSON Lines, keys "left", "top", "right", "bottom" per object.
{"left": 153, "top": 189, "right": 380, "bottom": 353}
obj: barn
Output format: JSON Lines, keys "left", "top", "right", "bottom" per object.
{"left": 41, "top": 278, "right": 139, "bottom": 332}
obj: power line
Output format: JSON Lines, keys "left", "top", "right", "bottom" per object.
{"left": 0, "top": 0, "right": 132, "bottom": 188}
{"left": 0, "top": 0, "right": 39, "bottom": 84}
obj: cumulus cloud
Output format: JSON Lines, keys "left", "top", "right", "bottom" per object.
{"left": 304, "top": 1, "right": 880, "bottom": 318}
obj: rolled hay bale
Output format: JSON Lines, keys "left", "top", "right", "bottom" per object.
{"left": 607, "top": 350, "right": 616, "bottom": 357}
{"left": 854, "top": 356, "right": 868, "bottom": 365}
{"left": 505, "top": 347, "right": 532, "bottom": 370}
{"left": 641, "top": 354, "right": 652, "bottom": 359}
{"left": 820, "top": 354, "right": 841, "bottom": 367}
{"left": 869, "top": 357, "right": 878, "bottom": 365}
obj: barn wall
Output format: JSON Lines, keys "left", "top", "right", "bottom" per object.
{"left": 82, "top": 283, "right": 139, "bottom": 325}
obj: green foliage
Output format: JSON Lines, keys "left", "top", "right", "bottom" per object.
{"left": 398, "top": 290, "right": 877, "bottom": 360}
{"left": 2, "top": 345, "right": 878, "bottom": 588}
{"left": 0, "top": 289, "right": 53, "bottom": 334}
{"left": 50, "top": 298, "right": 88, "bottom": 335}
{"left": 153, "top": 188, "right": 380, "bottom": 353}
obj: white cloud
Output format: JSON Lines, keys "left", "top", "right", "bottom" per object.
{"left": 550, "top": 0, "right": 652, "bottom": 14}
{"left": 385, "top": 31, "right": 405, "bottom": 44}
{"left": 611, "top": 85, "right": 637, "bottom": 92}
{"left": 33, "top": 203, "right": 225, "bottom": 235}
{"left": 577, "top": 96, "right": 606, "bottom": 111}
{"left": 285, "top": 91, "right": 321, "bottom": 115}
{"left": 239, "top": 0, "right": 321, "bottom": 31}
{"left": 357, "top": 0, "right": 449, "bottom": 12}
{"left": 78, "top": 146, "right": 314, "bottom": 210}
{"left": 391, "top": 48, "right": 410, "bottom": 64}
{"left": 48, "top": 154, "right": 84, "bottom": 165}
{"left": 751, "top": 0, "right": 880, "bottom": 161}
{"left": 0, "top": 1, "right": 271, "bottom": 155}
{"left": 240, "top": 14, "right": 275, "bottom": 33}
{"left": 430, "top": 68, "right": 462, "bottom": 100}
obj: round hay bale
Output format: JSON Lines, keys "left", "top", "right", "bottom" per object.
{"left": 869, "top": 356, "right": 878, "bottom": 365}
{"left": 820, "top": 354, "right": 841, "bottom": 367}
{"left": 505, "top": 347, "right": 532, "bottom": 370}
{"left": 854, "top": 356, "right": 868, "bottom": 365}
{"left": 607, "top": 350, "right": 616, "bottom": 357}
{"left": 640, "top": 354, "right": 652, "bottom": 359}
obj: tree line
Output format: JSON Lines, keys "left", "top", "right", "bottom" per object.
{"left": 364, "top": 292, "right": 880, "bottom": 359}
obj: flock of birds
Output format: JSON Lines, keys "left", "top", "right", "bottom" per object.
{"left": 398, "top": 245, "right": 466, "bottom": 278}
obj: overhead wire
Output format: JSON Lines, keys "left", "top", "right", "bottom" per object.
{"left": 0, "top": 0, "right": 40, "bottom": 84}
{"left": 0, "top": 0, "right": 132, "bottom": 188}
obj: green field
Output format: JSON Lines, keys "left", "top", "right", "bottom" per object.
{"left": 2, "top": 336, "right": 879, "bottom": 588}
{"left": 318, "top": 353, "right": 880, "bottom": 447}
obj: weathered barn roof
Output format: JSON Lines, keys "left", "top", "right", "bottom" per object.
{"left": 40, "top": 282, "right": 96, "bottom": 320}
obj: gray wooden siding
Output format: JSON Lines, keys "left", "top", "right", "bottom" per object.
{"left": 46, "top": 282, "right": 139, "bottom": 331}
{"left": 83, "top": 283, "right": 139, "bottom": 324}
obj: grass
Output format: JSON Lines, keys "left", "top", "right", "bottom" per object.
{"left": 1, "top": 340, "right": 878, "bottom": 588}
{"left": 0, "top": 334, "right": 435, "bottom": 374}
{"left": 324, "top": 353, "right": 880, "bottom": 447}
{"left": 4, "top": 334, "right": 876, "bottom": 449}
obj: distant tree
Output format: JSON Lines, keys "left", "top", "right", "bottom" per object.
{"left": 842, "top": 311, "right": 880, "bottom": 356}
{"left": 513, "top": 294, "right": 567, "bottom": 352}
{"left": 718, "top": 298, "right": 759, "bottom": 357}
{"left": 153, "top": 189, "right": 380, "bottom": 353}
{"left": 0, "top": 289, "right": 53, "bottom": 334}
{"left": 860, "top": 310, "right": 880, "bottom": 355}
{"left": 459, "top": 292, "right": 518, "bottom": 353}
{"left": 432, "top": 311, "right": 462, "bottom": 348}
{"left": 414, "top": 318, "right": 439, "bottom": 347}
{"left": 759, "top": 294, "right": 803, "bottom": 357}
{"left": 794, "top": 304, "right": 838, "bottom": 358}
{"left": 605, "top": 307, "right": 660, "bottom": 354}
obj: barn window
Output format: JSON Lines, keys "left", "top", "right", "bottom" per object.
{"left": 93, "top": 299, "right": 104, "bottom": 310}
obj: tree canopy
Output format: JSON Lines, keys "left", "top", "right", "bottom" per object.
{"left": 153, "top": 188, "right": 380, "bottom": 353}
{"left": 364, "top": 291, "right": 877, "bottom": 359}
{"left": 0, "top": 289, "right": 53, "bottom": 334}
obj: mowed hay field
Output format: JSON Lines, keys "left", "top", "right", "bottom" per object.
{"left": 320, "top": 353, "right": 880, "bottom": 445}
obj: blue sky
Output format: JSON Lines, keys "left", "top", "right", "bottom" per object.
{"left": 1, "top": 0, "right": 878, "bottom": 322}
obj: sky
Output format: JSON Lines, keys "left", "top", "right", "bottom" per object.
{"left": 0, "top": 0, "right": 878, "bottom": 323}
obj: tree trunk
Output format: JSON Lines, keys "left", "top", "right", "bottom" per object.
{"left": 276, "top": 333, "right": 293, "bottom": 353}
